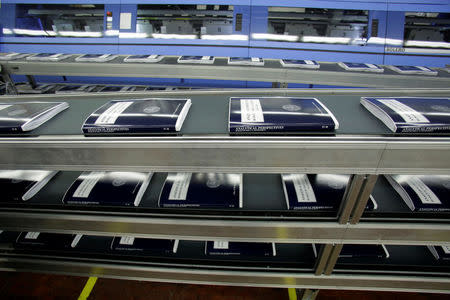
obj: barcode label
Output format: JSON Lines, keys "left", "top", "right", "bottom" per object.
{"left": 378, "top": 99, "right": 430, "bottom": 123}
{"left": 25, "top": 232, "right": 40, "bottom": 239}
{"left": 213, "top": 241, "right": 229, "bottom": 249}
{"left": 168, "top": 173, "right": 192, "bottom": 200}
{"left": 95, "top": 101, "right": 133, "bottom": 124}
{"left": 240, "top": 99, "right": 264, "bottom": 123}
{"left": 73, "top": 172, "right": 104, "bottom": 198}
{"left": 292, "top": 174, "right": 317, "bottom": 203}
{"left": 406, "top": 177, "right": 441, "bottom": 205}
{"left": 119, "top": 236, "right": 135, "bottom": 245}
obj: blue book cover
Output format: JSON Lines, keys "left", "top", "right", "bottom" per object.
{"left": 82, "top": 98, "right": 191, "bottom": 135}
{"left": 111, "top": 236, "right": 178, "bottom": 254}
{"left": 15, "top": 232, "right": 77, "bottom": 250}
{"left": 158, "top": 173, "right": 242, "bottom": 208}
{"left": 388, "top": 65, "right": 437, "bottom": 75}
{"left": 62, "top": 171, "right": 152, "bottom": 206}
{"left": 428, "top": 245, "right": 450, "bottom": 261}
{"left": 281, "top": 59, "right": 319, "bottom": 69}
{"left": 0, "top": 170, "right": 57, "bottom": 201}
{"left": 228, "top": 57, "right": 264, "bottom": 66}
{"left": 0, "top": 101, "right": 69, "bottom": 133}
{"left": 361, "top": 97, "right": 450, "bottom": 133}
{"left": 340, "top": 244, "right": 389, "bottom": 258}
{"left": 229, "top": 97, "right": 338, "bottom": 134}
{"left": 338, "top": 62, "right": 383, "bottom": 72}
{"left": 177, "top": 56, "right": 215, "bottom": 64}
{"left": 205, "top": 241, "right": 276, "bottom": 256}
{"left": 385, "top": 175, "right": 450, "bottom": 212}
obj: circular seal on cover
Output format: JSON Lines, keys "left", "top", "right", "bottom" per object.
{"left": 11, "top": 179, "right": 23, "bottom": 184}
{"left": 112, "top": 178, "right": 126, "bottom": 187}
{"left": 206, "top": 178, "right": 221, "bottom": 188}
{"left": 443, "top": 182, "right": 450, "bottom": 189}
{"left": 328, "top": 182, "right": 345, "bottom": 190}
{"left": 282, "top": 104, "right": 301, "bottom": 112}
{"left": 431, "top": 105, "right": 450, "bottom": 113}
{"left": 8, "top": 109, "right": 27, "bottom": 116}
{"left": 143, "top": 106, "right": 160, "bottom": 114}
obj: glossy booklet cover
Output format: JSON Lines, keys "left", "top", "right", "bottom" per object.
{"left": 0, "top": 101, "right": 69, "bottom": 133}
{"left": 0, "top": 52, "right": 29, "bottom": 60}
{"left": 340, "top": 244, "right": 389, "bottom": 258}
{"left": 62, "top": 171, "right": 152, "bottom": 206}
{"left": 98, "top": 86, "right": 136, "bottom": 93}
{"left": 282, "top": 174, "right": 377, "bottom": 210}
{"left": 55, "top": 85, "right": 96, "bottom": 94}
{"left": 387, "top": 65, "right": 438, "bottom": 76}
{"left": 229, "top": 97, "right": 339, "bottom": 134}
{"left": 361, "top": 97, "right": 450, "bottom": 133}
{"left": 123, "top": 54, "right": 164, "bottom": 63}
{"left": 205, "top": 241, "right": 276, "bottom": 256}
{"left": 338, "top": 62, "right": 384, "bottom": 73}
{"left": 82, "top": 98, "right": 191, "bottom": 134}
{"left": 227, "top": 57, "right": 264, "bottom": 66}
{"left": 0, "top": 170, "right": 57, "bottom": 201}
{"left": 111, "top": 236, "right": 178, "bottom": 254}
{"left": 15, "top": 232, "right": 79, "bottom": 249}
{"left": 26, "top": 53, "right": 72, "bottom": 61}
{"left": 75, "top": 54, "right": 118, "bottom": 62}
{"left": 177, "top": 56, "right": 215, "bottom": 64}
{"left": 385, "top": 175, "right": 450, "bottom": 212}
{"left": 280, "top": 59, "right": 320, "bottom": 69}
{"left": 427, "top": 245, "right": 450, "bottom": 260}
{"left": 159, "top": 173, "right": 242, "bottom": 208}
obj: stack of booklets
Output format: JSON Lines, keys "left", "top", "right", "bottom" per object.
{"left": 227, "top": 57, "right": 264, "bottom": 66}
{"left": 338, "top": 62, "right": 384, "bottom": 73}
{"left": 26, "top": 53, "right": 72, "bottom": 62}
{"left": 280, "top": 59, "right": 320, "bottom": 69}
{"left": 339, "top": 244, "right": 389, "bottom": 258}
{"left": 282, "top": 174, "right": 377, "bottom": 210}
{"left": 360, "top": 97, "right": 450, "bottom": 133}
{"left": 0, "top": 170, "right": 57, "bottom": 201}
{"left": 387, "top": 65, "right": 438, "bottom": 76}
{"left": 177, "top": 56, "right": 215, "bottom": 64}
{"left": 15, "top": 232, "right": 80, "bottom": 250}
{"left": 0, "top": 101, "right": 69, "bottom": 133}
{"left": 75, "top": 54, "right": 118, "bottom": 62}
{"left": 385, "top": 175, "right": 450, "bottom": 212}
{"left": 158, "top": 173, "right": 242, "bottom": 208}
{"left": 0, "top": 52, "right": 29, "bottom": 60}
{"left": 205, "top": 241, "right": 276, "bottom": 256}
{"left": 428, "top": 245, "right": 450, "bottom": 261}
{"left": 111, "top": 236, "right": 178, "bottom": 254}
{"left": 98, "top": 86, "right": 136, "bottom": 93}
{"left": 82, "top": 98, "right": 192, "bottom": 135}
{"left": 123, "top": 54, "right": 164, "bottom": 63}
{"left": 55, "top": 85, "right": 96, "bottom": 94}
{"left": 229, "top": 97, "right": 339, "bottom": 134}
{"left": 62, "top": 171, "right": 152, "bottom": 206}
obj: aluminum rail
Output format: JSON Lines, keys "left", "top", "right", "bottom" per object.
{"left": 0, "top": 135, "right": 448, "bottom": 174}
{"left": 0, "top": 210, "right": 448, "bottom": 244}
{"left": 0, "top": 256, "right": 449, "bottom": 293}
{"left": 2, "top": 58, "right": 450, "bottom": 88}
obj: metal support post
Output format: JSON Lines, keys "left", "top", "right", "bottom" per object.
{"left": 350, "top": 174, "right": 379, "bottom": 224}
{"left": 338, "top": 174, "right": 365, "bottom": 224}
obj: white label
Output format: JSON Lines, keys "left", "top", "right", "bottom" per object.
{"left": 417, "top": 66, "right": 431, "bottom": 72}
{"left": 25, "top": 232, "right": 40, "bottom": 239}
{"left": 168, "top": 173, "right": 192, "bottom": 200}
{"left": 0, "top": 105, "right": 12, "bottom": 111}
{"left": 292, "top": 174, "right": 317, "bottom": 203}
{"left": 149, "top": 54, "right": 158, "bottom": 59}
{"left": 201, "top": 56, "right": 210, "bottom": 60}
{"left": 119, "top": 13, "right": 132, "bottom": 30}
{"left": 251, "top": 57, "right": 260, "bottom": 62}
{"left": 304, "top": 60, "right": 314, "bottom": 65}
{"left": 240, "top": 99, "right": 264, "bottom": 123}
{"left": 213, "top": 241, "right": 229, "bottom": 249}
{"left": 377, "top": 99, "right": 430, "bottom": 123}
{"left": 71, "top": 234, "right": 83, "bottom": 248}
{"left": 442, "top": 246, "right": 450, "bottom": 254}
{"left": 95, "top": 101, "right": 133, "bottom": 125}
{"left": 73, "top": 172, "right": 105, "bottom": 198}
{"left": 366, "top": 63, "right": 378, "bottom": 69}
{"left": 119, "top": 236, "right": 135, "bottom": 245}
{"left": 407, "top": 177, "right": 441, "bottom": 205}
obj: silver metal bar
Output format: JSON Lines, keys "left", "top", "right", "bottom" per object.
{"left": 1, "top": 66, "right": 18, "bottom": 95}
{"left": 1, "top": 257, "right": 449, "bottom": 292}
{"left": 298, "top": 289, "right": 320, "bottom": 300}
{"left": 324, "top": 244, "right": 343, "bottom": 275}
{"left": 314, "top": 244, "right": 333, "bottom": 275}
{"left": 338, "top": 175, "right": 365, "bottom": 224}
{"left": 350, "top": 175, "right": 378, "bottom": 224}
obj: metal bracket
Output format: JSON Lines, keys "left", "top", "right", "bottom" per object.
{"left": 297, "top": 288, "right": 319, "bottom": 300}
{"left": 349, "top": 174, "right": 379, "bottom": 224}
{"left": 1, "top": 65, "right": 18, "bottom": 95}
{"left": 338, "top": 174, "right": 365, "bottom": 224}
{"left": 272, "top": 82, "right": 288, "bottom": 88}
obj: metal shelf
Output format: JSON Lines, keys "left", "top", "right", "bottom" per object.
{"left": 2, "top": 56, "right": 450, "bottom": 88}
